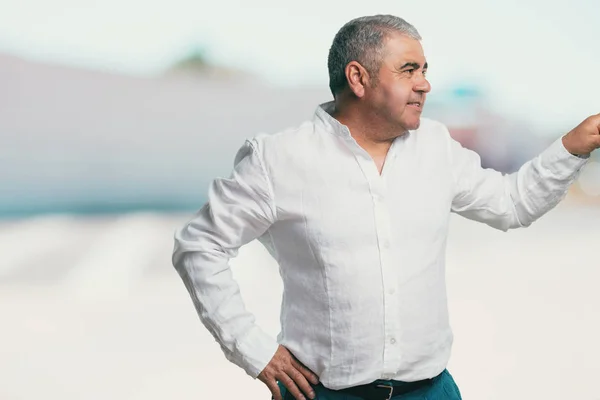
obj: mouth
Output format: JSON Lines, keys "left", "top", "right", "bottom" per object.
{"left": 406, "top": 101, "right": 423, "bottom": 111}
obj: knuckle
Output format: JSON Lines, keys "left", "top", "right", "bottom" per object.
{"left": 258, "top": 371, "right": 270, "bottom": 382}
{"left": 290, "top": 368, "right": 302, "bottom": 379}
{"left": 297, "top": 366, "right": 309, "bottom": 376}
{"left": 274, "top": 361, "right": 287, "bottom": 372}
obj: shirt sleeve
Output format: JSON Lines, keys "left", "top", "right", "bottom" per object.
{"left": 447, "top": 127, "right": 588, "bottom": 231}
{"left": 172, "top": 138, "right": 279, "bottom": 378}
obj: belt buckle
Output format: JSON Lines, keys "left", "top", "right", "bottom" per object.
{"left": 376, "top": 384, "right": 394, "bottom": 400}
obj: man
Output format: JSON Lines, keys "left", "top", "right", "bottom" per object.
{"left": 172, "top": 15, "right": 599, "bottom": 400}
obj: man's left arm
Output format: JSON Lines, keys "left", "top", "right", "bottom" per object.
{"left": 448, "top": 114, "right": 600, "bottom": 231}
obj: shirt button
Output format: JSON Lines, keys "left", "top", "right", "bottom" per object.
{"left": 390, "top": 338, "right": 396, "bottom": 344}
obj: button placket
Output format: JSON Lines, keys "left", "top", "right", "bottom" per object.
{"left": 375, "top": 182, "right": 400, "bottom": 375}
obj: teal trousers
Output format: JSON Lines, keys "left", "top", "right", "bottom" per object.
{"left": 276, "top": 369, "right": 462, "bottom": 400}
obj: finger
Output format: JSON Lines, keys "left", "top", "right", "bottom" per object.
{"left": 265, "top": 379, "right": 283, "bottom": 400}
{"left": 291, "top": 358, "right": 319, "bottom": 384}
{"left": 285, "top": 365, "right": 316, "bottom": 399}
{"left": 279, "top": 373, "right": 307, "bottom": 400}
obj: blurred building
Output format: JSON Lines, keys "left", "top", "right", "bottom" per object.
{"left": 0, "top": 53, "right": 328, "bottom": 216}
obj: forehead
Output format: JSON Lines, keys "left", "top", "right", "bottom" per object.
{"left": 382, "top": 32, "right": 426, "bottom": 64}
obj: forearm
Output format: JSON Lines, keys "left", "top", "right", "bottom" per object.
{"left": 451, "top": 136, "right": 588, "bottom": 231}
{"left": 505, "top": 137, "right": 588, "bottom": 228}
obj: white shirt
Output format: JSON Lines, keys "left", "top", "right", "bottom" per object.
{"left": 172, "top": 101, "right": 588, "bottom": 390}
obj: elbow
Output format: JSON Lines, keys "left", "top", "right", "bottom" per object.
{"left": 171, "top": 227, "right": 233, "bottom": 275}
{"left": 172, "top": 228, "right": 190, "bottom": 273}
{"left": 172, "top": 244, "right": 185, "bottom": 274}
{"left": 502, "top": 219, "right": 529, "bottom": 231}
{"left": 506, "top": 194, "right": 541, "bottom": 231}
{"left": 500, "top": 207, "right": 532, "bottom": 231}
{"left": 486, "top": 207, "right": 530, "bottom": 231}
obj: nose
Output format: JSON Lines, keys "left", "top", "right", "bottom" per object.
{"left": 414, "top": 75, "right": 431, "bottom": 94}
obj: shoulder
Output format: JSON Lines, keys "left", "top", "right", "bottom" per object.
{"left": 247, "top": 120, "right": 319, "bottom": 158}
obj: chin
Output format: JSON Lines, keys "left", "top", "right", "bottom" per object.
{"left": 404, "top": 118, "right": 421, "bottom": 131}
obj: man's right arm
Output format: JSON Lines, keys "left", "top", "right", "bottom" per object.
{"left": 172, "top": 138, "right": 318, "bottom": 400}
{"left": 172, "top": 138, "right": 279, "bottom": 378}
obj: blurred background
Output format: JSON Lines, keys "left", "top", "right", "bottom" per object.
{"left": 1, "top": 0, "right": 600, "bottom": 399}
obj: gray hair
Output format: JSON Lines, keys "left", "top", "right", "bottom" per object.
{"left": 327, "top": 15, "right": 421, "bottom": 96}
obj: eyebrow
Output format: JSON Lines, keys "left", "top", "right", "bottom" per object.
{"left": 399, "top": 62, "right": 428, "bottom": 70}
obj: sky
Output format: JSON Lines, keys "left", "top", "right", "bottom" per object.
{"left": 1, "top": 0, "right": 599, "bottom": 129}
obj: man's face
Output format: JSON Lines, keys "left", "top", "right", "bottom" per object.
{"left": 364, "top": 32, "right": 431, "bottom": 133}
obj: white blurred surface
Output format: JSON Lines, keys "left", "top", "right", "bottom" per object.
{"left": 1, "top": 201, "right": 600, "bottom": 399}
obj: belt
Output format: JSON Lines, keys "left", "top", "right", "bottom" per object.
{"left": 337, "top": 376, "right": 436, "bottom": 400}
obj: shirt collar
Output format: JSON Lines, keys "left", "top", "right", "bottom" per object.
{"left": 314, "top": 101, "right": 352, "bottom": 138}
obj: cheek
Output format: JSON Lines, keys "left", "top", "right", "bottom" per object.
{"left": 388, "top": 92, "right": 410, "bottom": 116}
{"left": 372, "top": 81, "right": 412, "bottom": 115}
{"left": 388, "top": 84, "right": 411, "bottom": 107}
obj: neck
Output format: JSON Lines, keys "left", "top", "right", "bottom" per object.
{"left": 330, "top": 99, "right": 405, "bottom": 158}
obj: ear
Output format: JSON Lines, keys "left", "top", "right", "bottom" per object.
{"left": 344, "top": 61, "right": 370, "bottom": 98}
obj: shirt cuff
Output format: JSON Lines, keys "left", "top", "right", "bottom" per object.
{"left": 236, "top": 325, "right": 280, "bottom": 378}
{"left": 541, "top": 136, "right": 589, "bottom": 179}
